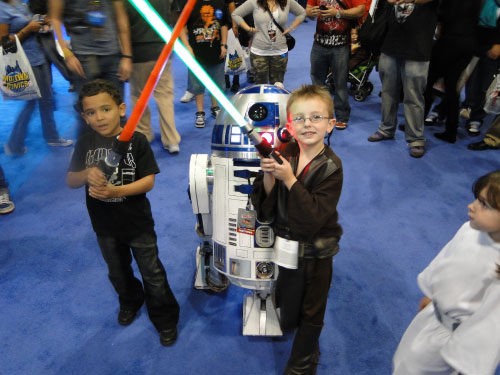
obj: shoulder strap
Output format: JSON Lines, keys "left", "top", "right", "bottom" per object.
{"left": 336, "top": 0, "right": 348, "bottom": 10}
{"left": 267, "top": 8, "right": 285, "bottom": 33}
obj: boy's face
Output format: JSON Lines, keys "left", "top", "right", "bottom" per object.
{"left": 468, "top": 186, "right": 500, "bottom": 241}
{"left": 286, "top": 98, "right": 335, "bottom": 149}
{"left": 81, "top": 92, "right": 126, "bottom": 137}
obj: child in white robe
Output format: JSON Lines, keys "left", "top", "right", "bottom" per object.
{"left": 393, "top": 170, "right": 500, "bottom": 375}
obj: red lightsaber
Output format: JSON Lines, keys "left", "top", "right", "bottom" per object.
{"left": 120, "top": 0, "right": 196, "bottom": 142}
{"left": 100, "top": 0, "right": 196, "bottom": 176}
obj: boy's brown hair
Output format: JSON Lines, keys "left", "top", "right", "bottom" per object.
{"left": 78, "top": 79, "right": 123, "bottom": 109}
{"left": 286, "top": 84, "right": 334, "bottom": 119}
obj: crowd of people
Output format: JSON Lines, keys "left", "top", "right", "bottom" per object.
{"left": 1, "top": 0, "right": 500, "bottom": 374}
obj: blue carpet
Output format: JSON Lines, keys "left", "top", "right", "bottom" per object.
{"left": 1, "top": 20, "right": 499, "bottom": 375}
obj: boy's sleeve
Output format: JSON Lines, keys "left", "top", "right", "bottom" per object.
{"left": 68, "top": 137, "right": 87, "bottom": 173}
{"left": 286, "top": 165, "right": 342, "bottom": 238}
{"left": 134, "top": 132, "right": 160, "bottom": 179}
{"left": 251, "top": 172, "right": 277, "bottom": 223}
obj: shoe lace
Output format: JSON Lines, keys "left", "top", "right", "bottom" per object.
{"left": 0, "top": 193, "right": 10, "bottom": 205}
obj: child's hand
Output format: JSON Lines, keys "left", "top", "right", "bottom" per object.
{"left": 88, "top": 183, "right": 120, "bottom": 200}
{"left": 418, "top": 296, "right": 432, "bottom": 311}
{"left": 86, "top": 167, "right": 107, "bottom": 187}
{"left": 260, "top": 153, "right": 296, "bottom": 190}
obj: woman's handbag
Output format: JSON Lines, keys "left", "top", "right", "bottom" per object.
{"left": 0, "top": 35, "right": 41, "bottom": 100}
{"left": 267, "top": 9, "right": 296, "bottom": 51}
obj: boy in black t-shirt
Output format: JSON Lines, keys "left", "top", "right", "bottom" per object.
{"left": 67, "top": 80, "right": 180, "bottom": 347}
{"left": 179, "top": 0, "right": 229, "bottom": 128}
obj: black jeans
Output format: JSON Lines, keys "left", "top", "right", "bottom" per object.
{"left": 276, "top": 257, "right": 333, "bottom": 367}
{"left": 97, "top": 232, "right": 180, "bottom": 331}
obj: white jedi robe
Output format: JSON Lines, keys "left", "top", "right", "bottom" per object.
{"left": 393, "top": 222, "right": 500, "bottom": 375}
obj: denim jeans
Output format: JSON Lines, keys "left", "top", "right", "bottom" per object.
{"left": 7, "top": 62, "right": 60, "bottom": 153}
{"left": 310, "top": 42, "right": 351, "bottom": 123}
{"left": 188, "top": 62, "right": 225, "bottom": 95}
{"left": 0, "top": 164, "right": 8, "bottom": 194}
{"left": 96, "top": 232, "right": 180, "bottom": 331}
{"left": 378, "top": 53, "right": 429, "bottom": 146}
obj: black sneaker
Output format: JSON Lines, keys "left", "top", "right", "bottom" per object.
{"left": 211, "top": 106, "right": 221, "bottom": 118}
{"left": 118, "top": 309, "right": 137, "bottom": 326}
{"left": 159, "top": 327, "right": 178, "bottom": 346}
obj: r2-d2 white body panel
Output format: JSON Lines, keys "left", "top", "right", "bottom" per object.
{"left": 189, "top": 84, "right": 291, "bottom": 336}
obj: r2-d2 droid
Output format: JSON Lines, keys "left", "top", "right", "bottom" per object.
{"left": 189, "top": 84, "right": 291, "bottom": 336}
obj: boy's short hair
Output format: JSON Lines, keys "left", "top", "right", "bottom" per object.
{"left": 78, "top": 79, "right": 123, "bottom": 109}
{"left": 286, "top": 84, "right": 334, "bottom": 119}
{"left": 473, "top": 169, "right": 500, "bottom": 210}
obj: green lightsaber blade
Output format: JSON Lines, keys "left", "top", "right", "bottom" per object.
{"left": 128, "top": 0, "right": 247, "bottom": 126}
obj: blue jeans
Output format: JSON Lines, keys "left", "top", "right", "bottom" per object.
{"left": 378, "top": 53, "right": 429, "bottom": 147}
{"left": 188, "top": 62, "right": 225, "bottom": 95}
{"left": 310, "top": 42, "right": 351, "bottom": 123}
{"left": 0, "top": 164, "right": 8, "bottom": 194}
{"left": 96, "top": 232, "right": 180, "bottom": 331}
{"left": 7, "top": 63, "right": 60, "bottom": 153}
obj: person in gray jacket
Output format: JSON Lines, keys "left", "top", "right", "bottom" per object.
{"left": 232, "top": 0, "right": 305, "bottom": 85}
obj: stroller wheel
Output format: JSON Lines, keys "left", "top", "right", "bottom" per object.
{"left": 354, "top": 82, "right": 374, "bottom": 102}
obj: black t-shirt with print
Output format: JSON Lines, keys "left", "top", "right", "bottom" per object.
{"left": 187, "top": 0, "right": 229, "bottom": 66}
{"left": 381, "top": 2, "right": 438, "bottom": 61}
{"left": 69, "top": 131, "right": 159, "bottom": 239}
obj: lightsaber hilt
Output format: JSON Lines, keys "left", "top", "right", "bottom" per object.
{"left": 242, "top": 123, "right": 283, "bottom": 165}
{"left": 99, "top": 137, "right": 130, "bottom": 179}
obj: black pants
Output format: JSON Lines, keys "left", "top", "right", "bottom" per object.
{"left": 424, "top": 35, "right": 475, "bottom": 135}
{"left": 276, "top": 258, "right": 333, "bottom": 372}
{"left": 96, "top": 232, "right": 180, "bottom": 331}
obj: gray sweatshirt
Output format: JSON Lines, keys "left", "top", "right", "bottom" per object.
{"left": 232, "top": 0, "right": 306, "bottom": 53}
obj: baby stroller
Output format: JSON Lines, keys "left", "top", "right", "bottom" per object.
{"left": 326, "top": 0, "right": 386, "bottom": 101}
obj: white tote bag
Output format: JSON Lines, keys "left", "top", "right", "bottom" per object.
{"left": 224, "top": 29, "right": 247, "bottom": 75}
{"left": 0, "top": 35, "right": 41, "bottom": 100}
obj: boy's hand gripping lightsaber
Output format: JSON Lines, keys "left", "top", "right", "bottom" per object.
{"left": 99, "top": 0, "right": 196, "bottom": 177}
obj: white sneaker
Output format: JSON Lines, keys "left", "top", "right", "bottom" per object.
{"left": 180, "top": 91, "right": 195, "bottom": 103}
{"left": 467, "top": 121, "right": 482, "bottom": 136}
{"left": 164, "top": 144, "right": 180, "bottom": 154}
{"left": 0, "top": 192, "right": 15, "bottom": 215}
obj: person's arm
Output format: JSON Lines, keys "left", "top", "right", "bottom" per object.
{"left": 179, "top": 27, "right": 194, "bottom": 55}
{"left": 0, "top": 20, "right": 42, "bottom": 43}
{"left": 284, "top": 0, "right": 305, "bottom": 34}
{"left": 487, "top": 44, "right": 500, "bottom": 60}
{"left": 232, "top": 0, "right": 257, "bottom": 35}
{"left": 306, "top": 3, "right": 320, "bottom": 19}
{"left": 320, "top": 3, "right": 365, "bottom": 20}
{"left": 113, "top": 0, "right": 133, "bottom": 81}
{"left": 228, "top": 1, "right": 239, "bottom": 38}
{"left": 49, "top": 0, "right": 85, "bottom": 77}
{"left": 220, "top": 24, "right": 228, "bottom": 58}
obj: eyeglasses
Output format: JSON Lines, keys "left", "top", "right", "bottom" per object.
{"left": 292, "top": 115, "right": 330, "bottom": 125}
